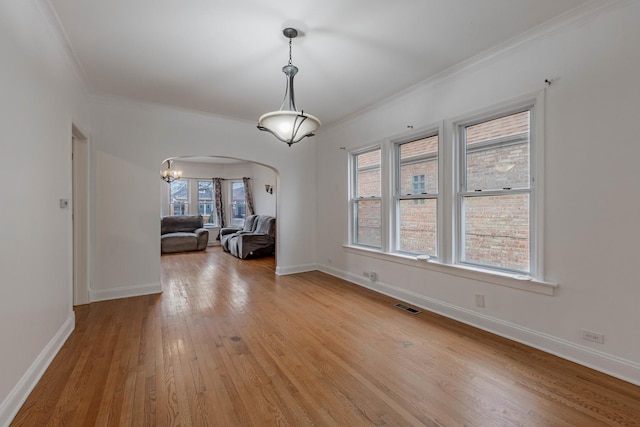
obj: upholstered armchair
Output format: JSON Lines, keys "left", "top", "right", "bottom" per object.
{"left": 220, "top": 215, "right": 276, "bottom": 259}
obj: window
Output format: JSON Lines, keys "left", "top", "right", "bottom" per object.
{"left": 412, "top": 175, "right": 425, "bottom": 196}
{"left": 169, "top": 180, "right": 189, "bottom": 215}
{"left": 396, "top": 134, "right": 438, "bottom": 256}
{"left": 351, "top": 148, "right": 382, "bottom": 248}
{"left": 198, "top": 180, "right": 215, "bottom": 224}
{"left": 348, "top": 94, "right": 542, "bottom": 283}
{"left": 229, "top": 180, "right": 246, "bottom": 227}
{"left": 457, "top": 110, "right": 532, "bottom": 274}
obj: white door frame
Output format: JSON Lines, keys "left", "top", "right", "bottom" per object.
{"left": 72, "top": 124, "right": 89, "bottom": 306}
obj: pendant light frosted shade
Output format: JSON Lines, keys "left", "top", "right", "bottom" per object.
{"left": 258, "top": 110, "right": 320, "bottom": 145}
{"left": 257, "top": 28, "right": 320, "bottom": 147}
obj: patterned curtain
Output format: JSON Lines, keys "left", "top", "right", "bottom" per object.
{"left": 243, "top": 177, "right": 255, "bottom": 216}
{"left": 213, "top": 178, "right": 225, "bottom": 230}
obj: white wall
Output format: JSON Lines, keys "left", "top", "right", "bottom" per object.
{"left": 316, "top": 1, "right": 640, "bottom": 384}
{"left": 251, "top": 163, "right": 278, "bottom": 217}
{"left": 0, "top": 1, "right": 88, "bottom": 424}
{"left": 88, "top": 95, "right": 317, "bottom": 301}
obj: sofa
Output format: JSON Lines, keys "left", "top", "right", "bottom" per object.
{"left": 220, "top": 215, "right": 276, "bottom": 259}
{"left": 161, "top": 215, "right": 209, "bottom": 254}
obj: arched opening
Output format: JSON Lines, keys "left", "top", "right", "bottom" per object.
{"left": 159, "top": 155, "right": 280, "bottom": 266}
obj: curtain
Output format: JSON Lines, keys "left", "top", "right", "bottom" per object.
{"left": 213, "top": 178, "right": 225, "bottom": 232}
{"left": 243, "top": 177, "right": 255, "bottom": 216}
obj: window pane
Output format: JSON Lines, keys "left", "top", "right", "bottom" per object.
{"left": 356, "top": 150, "right": 381, "bottom": 197}
{"left": 198, "top": 180, "right": 213, "bottom": 200}
{"left": 399, "top": 199, "right": 437, "bottom": 255}
{"left": 355, "top": 200, "right": 381, "bottom": 247}
{"left": 465, "top": 111, "right": 529, "bottom": 191}
{"left": 463, "top": 194, "right": 530, "bottom": 272}
{"left": 170, "top": 180, "right": 189, "bottom": 215}
{"left": 400, "top": 135, "right": 438, "bottom": 195}
{"left": 230, "top": 181, "right": 246, "bottom": 226}
{"left": 198, "top": 181, "right": 214, "bottom": 223}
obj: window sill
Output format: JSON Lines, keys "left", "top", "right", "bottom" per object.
{"left": 342, "top": 245, "right": 557, "bottom": 295}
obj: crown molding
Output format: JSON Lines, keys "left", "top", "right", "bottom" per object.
{"left": 33, "top": 0, "right": 89, "bottom": 93}
{"left": 328, "top": 0, "right": 631, "bottom": 131}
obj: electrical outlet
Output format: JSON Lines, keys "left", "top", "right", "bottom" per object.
{"left": 369, "top": 272, "right": 377, "bottom": 282}
{"left": 582, "top": 329, "right": 604, "bottom": 344}
{"left": 475, "top": 294, "right": 485, "bottom": 308}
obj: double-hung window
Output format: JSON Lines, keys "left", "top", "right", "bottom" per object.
{"left": 348, "top": 94, "right": 542, "bottom": 284}
{"left": 457, "top": 109, "right": 533, "bottom": 274}
{"left": 395, "top": 134, "right": 439, "bottom": 256}
{"left": 229, "top": 180, "right": 246, "bottom": 227}
{"left": 351, "top": 148, "right": 382, "bottom": 248}
{"left": 197, "top": 180, "right": 214, "bottom": 224}
{"left": 169, "top": 180, "right": 189, "bottom": 215}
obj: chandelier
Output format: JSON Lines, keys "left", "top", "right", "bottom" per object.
{"left": 160, "top": 159, "right": 183, "bottom": 183}
{"left": 257, "top": 28, "right": 320, "bottom": 147}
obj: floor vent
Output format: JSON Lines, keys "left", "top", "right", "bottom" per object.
{"left": 394, "top": 303, "right": 421, "bottom": 315}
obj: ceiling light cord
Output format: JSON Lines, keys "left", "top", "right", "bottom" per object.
{"left": 288, "top": 38, "right": 293, "bottom": 66}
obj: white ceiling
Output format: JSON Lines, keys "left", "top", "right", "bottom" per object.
{"left": 49, "top": 0, "right": 593, "bottom": 127}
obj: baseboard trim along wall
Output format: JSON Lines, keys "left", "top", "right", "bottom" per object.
{"left": 89, "top": 282, "right": 162, "bottom": 302}
{"left": 0, "top": 312, "right": 75, "bottom": 427}
{"left": 275, "top": 263, "right": 318, "bottom": 276}
{"left": 318, "top": 264, "right": 640, "bottom": 387}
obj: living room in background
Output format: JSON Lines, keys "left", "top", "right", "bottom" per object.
{"left": 350, "top": 148, "right": 382, "bottom": 249}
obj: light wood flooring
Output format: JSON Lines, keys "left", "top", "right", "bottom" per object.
{"left": 11, "top": 249, "right": 640, "bottom": 426}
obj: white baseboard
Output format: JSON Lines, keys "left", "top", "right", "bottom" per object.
{"left": 0, "top": 312, "right": 75, "bottom": 427}
{"left": 318, "top": 264, "right": 640, "bottom": 386}
{"left": 89, "top": 282, "right": 162, "bottom": 302}
{"left": 275, "top": 263, "right": 318, "bottom": 276}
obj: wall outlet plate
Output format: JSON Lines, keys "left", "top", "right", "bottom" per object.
{"left": 582, "top": 329, "right": 604, "bottom": 344}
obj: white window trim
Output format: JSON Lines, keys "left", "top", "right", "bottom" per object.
{"left": 169, "top": 179, "right": 190, "bottom": 215}
{"left": 347, "top": 91, "right": 551, "bottom": 294}
{"left": 349, "top": 145, "right": 384, "bottom": 249}
{"left": 391, "top": 126, "right": 441, "bottom": 257}
{"left": 343, "top": 244, "right": 556, "bottom": 295}
{"left": 451, "top": 92, "right": 544, "bottom": 278}
{"left": 197, "top": 180, "right": 215, "bottom": 224}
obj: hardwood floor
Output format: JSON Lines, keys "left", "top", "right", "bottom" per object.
{"left": 11, "top": 249, "right": 640, "bottom": 426}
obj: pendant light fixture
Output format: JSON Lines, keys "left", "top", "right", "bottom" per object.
{"left": 160, "top": 159, "right": 183, "bottom": 183}
{"left": 257, "top": 28, "right": 320, "bottom": 147}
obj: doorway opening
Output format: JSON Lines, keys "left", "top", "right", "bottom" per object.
{"left": 72, "top": 124, "right": 89, "bottom": 306}
{"left": 159, "top": 156, "right": 279, "bottom": 263}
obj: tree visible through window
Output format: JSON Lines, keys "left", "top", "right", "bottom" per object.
{"left": 170, "top": 180, "right": 189, "bottom": 215}
{"left": 198, "top": 180, "right": 214, "bottom": 224}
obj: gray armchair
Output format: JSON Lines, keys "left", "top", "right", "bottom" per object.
{"left": 220, "top": 215, "right": 276, "bottom": 259}
{"left": 161, "top": 215, "right": 209, "bottom": 254}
